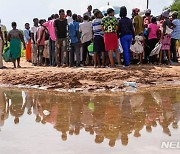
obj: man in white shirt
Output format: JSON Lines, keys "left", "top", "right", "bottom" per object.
{"left": 66, "top": 10, "right": 73, "bottom": 24}
{"left": 79, "top": 15, "right": 92, "bottom": 65}
{"left": 31, "top": 18, "right": 39, "bottom": 66}
{"left": 83, "top": 5, "right": 92, "bottom": 18}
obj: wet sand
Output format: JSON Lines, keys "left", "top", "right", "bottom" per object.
{"left": 1, "top": 58, "right": 180, "bottom": 92}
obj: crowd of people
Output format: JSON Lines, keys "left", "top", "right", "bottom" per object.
{"left": 0, "top": 5, "right": 180, "bottom": 69}
{"left": 0, "top": 89, "right": 179, "bottom": 147}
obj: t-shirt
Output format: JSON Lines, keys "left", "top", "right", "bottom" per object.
{"left": 68, "top": 21, "right": 79, "bottom": 44}
{"left": 43, "top": 20, "right": 56, "bottom": 41}
{"left": 148, "top": 23, "right": 159, "bottom": 40}
{"left": 67, "top": 16, "right": 73, "bottom": 24}
{"left": 79, "top": 21, "right": 92, "bottom": 43}
{"left": 172, "top": 19, "right": 180, "bottom": 40}
{"left": 118, "top": 17, "right": 134, "bottom": 37}
{"left": 92, "top": 18, "right": 104, "bottom": 37}
{"left": 133, "top": 15, "right": 144, "bottom": 35}
{"left": 37, "top": 26, "right": 45, "bottom": 45}
{"left": 31, "top": 26, "right": 39, "bottom": 42}
{"left": 101, "top": 16, "right": 118, "bottom": 33}
{"left": 54, "top": 18, "right": 68, "bottom": 39}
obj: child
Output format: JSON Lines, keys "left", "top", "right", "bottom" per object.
{"left": 92, "top": 10, "right": 105, "bottom": 67}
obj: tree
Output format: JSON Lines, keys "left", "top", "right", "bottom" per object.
{"left": 171, "top": 0, "right": 180, "bottom": 18}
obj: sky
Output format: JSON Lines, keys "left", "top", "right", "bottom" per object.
{"left": 0, "top": 0, "right": 174, "bottom": 30}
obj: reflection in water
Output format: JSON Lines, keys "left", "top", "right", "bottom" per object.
{"left": 0, "top": 88, "right": 180, "bottom": 148}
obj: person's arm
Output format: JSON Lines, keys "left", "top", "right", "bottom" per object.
{"left": 31, "top": 27, "right": 35, "bottom": 44}
{"left": 4, "top": 31, "right": 8, "bottom": 46}
{"left": 76, "top": 23, "right": 81, "bottom": 43}
{"left": 131, "top": 21, "right": 135, "bottom": 39}
{"left": 54, "top": 20, "right": 58, "bottom": 39}
{"left": 7, "top": 31, "right": 11, "bottom": 42}
{"left": 19, "top": 31, "right": 26, "bottom": 49}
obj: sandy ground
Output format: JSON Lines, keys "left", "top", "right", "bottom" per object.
{"left": 1, "top": 58, "right": 180, "bottom": 92}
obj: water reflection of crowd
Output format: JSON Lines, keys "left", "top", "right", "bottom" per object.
{"left": 0, "top": 89, "right": 180, "bottom": 147}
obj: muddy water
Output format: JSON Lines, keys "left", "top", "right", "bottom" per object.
{"left": 0, "top": 88, "right": 180, "bottom": 154}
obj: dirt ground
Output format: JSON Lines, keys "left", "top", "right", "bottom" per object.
{"left": 1, "top": 57, "right": 180, "bottom": 92}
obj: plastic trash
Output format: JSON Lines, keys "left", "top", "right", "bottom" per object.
{"left": 124, "top": 82, "right": 137, "bottom": 88}
{"left": 43, "top": 110, "right": 50, "bottom": 116}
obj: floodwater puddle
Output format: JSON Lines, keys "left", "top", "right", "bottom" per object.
{"left": 0, "top": 88, "right": 180, "bottom": 154}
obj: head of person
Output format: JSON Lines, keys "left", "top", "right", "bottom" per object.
{"left": 94, "top": 10, "right": 103, "bottom": 19}
{"left": 145, "top": 9, "right": 151, "bottom": 17}
{"left": 39, "top": 19, "right": 44, "bottom": 26}
{"left": 54, "top": 14, "right": 59, "bottom": 19}
{"left": 151, "top": 16, "right": 157, "bottom": 23}
{"left": 14, "top": 117, "right": 19, "bottom": 124}
{"left": 33, "top": 18, "right": 39, "bottom": 26}
{"left": 59, "top": 9, "right": 65, "bottom": 19}
{"left": 132, "top": 8, "right": 140, "bottom": 16}
{"left": 172, "top": 11, "right": 178, "bottom": 19}
{"left": 51, "top": 14, "right": 55, "bottom": 19}
{"left": 67, "top": 10, "right": 72, "bottom": 17}
{"left": 162, "top": 9, "right": 170, "bottom": 19}
{"left": 83, "top": 15, "right": 89, "bottom": 21}
{"left": 72, "top": 14, "right": 78, "bottom": 21}
{"left": 120, "top": 6, "right": 127, "bottom": 18}
{"left": 25, "top": 23, "right": 30, "bottom": 30}
{"left": 107, "top": 8, "right": 115, "bottom": 16}
{"left": 87, "top": 5, "right": 92, "bottom": 12}
{"left": 48, "top": 17, "right": 52, "bottom": 21}
{"left": 93, "top": 9, "right": 99, "bottom": 15}
{"left": 12, "top": 22, "right": 17, "bottom": 30}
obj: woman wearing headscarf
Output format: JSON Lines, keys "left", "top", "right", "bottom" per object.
{"left": 8, "top": 22, "right": 26, "bottom": 68}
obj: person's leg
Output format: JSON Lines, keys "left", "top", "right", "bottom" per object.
{"left": 49, "top": 38, "right": 52, "bottom": 66}
{"left": 82, "top": 42, "right": 87, "bottom": 65}
{"left": 17, "top": 58, "right": 21, "bottom": 67}
{"left": 39, "top": 45, "right": 44, "bottom": 66}
{"left": 159, "top": 50, "right": 162, "bottom": 64}
{"left": 56, "top": 39, "right": 61, "bottom": 67}
{"left": 115, "top": 51, "right": 121, "bottom": 66}
{"left": 52, "top": 40, "right": 56, "bottom": 66}
{"left": 101, "top": 52, "right": 105, "bottom": 67}
{"left": 167, "top": 49, "right": 171, "bottom": 64}
{"left": 121, "top": 35, "right": 130, "bottom": 66}
{"left": 75, "top": 43, "right": 80, "bottom": 66}
{"left": 94, "top": 52, "right": 97, "bottom": 67}
{"left": 70, "top": 43, "right": 75, "bottom": 67}
{"left": 171, "top": 38, "right": 178, "bottom": 62}
{"left": 108, "top": 51, "right": 115, "bottom": 67}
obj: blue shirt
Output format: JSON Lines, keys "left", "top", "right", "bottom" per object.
{"left": 92, "top": 18, "right": 104, "bottom": 37}
{"left": 68, "top": 21, "right": 79, "bottom": 44}
{"left": 172, "top": 19, "right": 180, "bottom": 40}
{"left": 24, "top": 29, "right": 31, "bottom": 43}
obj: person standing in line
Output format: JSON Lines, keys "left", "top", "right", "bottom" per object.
{"left": 132, "top": 8, "right": 144, "bottom": 64}
{"left": 68, "top": 14, "right": 81, "bottom": 67}
{"left": 79, "top": 15, "right": 93, "bottom": 66}
{"left": 0, "top": 19, "right": 7, "bottom": 48}
{"left": 160, "top": 9, "right": 172, "bottom": 65}
{"left": 83, "top": 5, "right": 92, "bottom": 18}
{"left": 101, "top": 8, "right": 121, "bottom": 67}
{"left": 37, "top": 20, "right": 46, "bottom": 66}
{"left": 92, "top": 10, "right": 105, "bottom": 67}
{"left": 118, "top": 6, "right": 134, "bottom": 67}
{"left": 43, "top": 15, "right": 57, "bottom": 66}
{"left": 54, "top": 9, "right": 68, "bottom": 67}
{"left": 0, "top": 22, "right": 4, "bottom": 69}
{"left": 171, "top": 11, "right": 180, "bottom": 63}
{"left": 8, "top": 22, "right": 26, "bottom": 68}
{"left": 147, "top": 17, "right": 160, "bottom": 64}
{"left": 24, "top": 23, "right": 32, "bottom": 62}
{"left": 31, "top": 18, "right": 39, "bottom": 66}
{"left": 67, "top": 10, "right": 73, "bottom": 24}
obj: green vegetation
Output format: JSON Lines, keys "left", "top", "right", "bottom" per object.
{"left": 171, "top": 0, "right": 180, "bottom": 18}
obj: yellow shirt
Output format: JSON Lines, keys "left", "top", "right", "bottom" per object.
{"left": 133, "top": 15, "right": 144, "bottom": 35}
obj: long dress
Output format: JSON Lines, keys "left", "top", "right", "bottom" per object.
{"left": 8, "top": 29, "right": 22, "bottom": 60}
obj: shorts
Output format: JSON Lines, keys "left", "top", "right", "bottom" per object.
{"left": 94, "top": 35, "right": 105, "bottom": 53}
{"left": 104, "top": 33, "right": 118, "bottom": 51}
